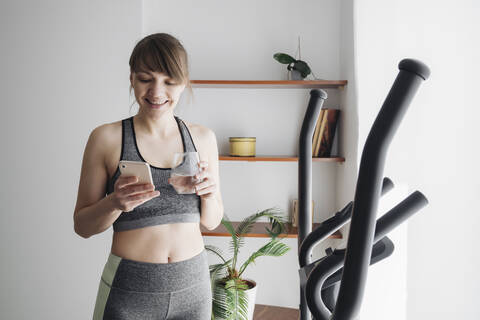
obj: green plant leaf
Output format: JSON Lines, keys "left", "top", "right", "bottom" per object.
{"left": 211, "top": 279, "right": 231, "bottom": 319}
{"left": 221, "top": 213, "right": 240, "bottom": 269}
{"left": 238, "top": 239, "right": 291, "bottom": 277}
{"left": 233, "top": 207, "right": 288, "bottom": 274}
{"left": 293, "top": 60, "right": 312, "bottom": 78}
{"left": 210, "top": 208, "right": 292, "bottom": 319}
{"left": 212, "top": 278, "right": 249, "bottom": 320}
{"left": 225, "top": 279, "right": 249, "bottom": 320}
{"left": 265, "top": 213, "right": 289, "bottom": 239}
{"left": 209, "top": 259, "right": 233, "bottom": 292}
{"left": 273, "top": 53, "right": 296, "bottom": 64}
{"left": 236, "top": 207, "right": 287, "bottom": 239}
{"left": 204, "top": 244, "right": 228, "bottom": 264}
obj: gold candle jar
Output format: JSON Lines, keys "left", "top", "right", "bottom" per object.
{"left": 229, "top": 137, "right": 256, "bottom": 156}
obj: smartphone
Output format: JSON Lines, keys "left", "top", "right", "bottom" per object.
{"left": 119, "top": 160, "right": 154, "bottom": 186}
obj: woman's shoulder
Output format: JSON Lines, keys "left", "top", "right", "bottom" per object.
{"left": 181, "top": 118, "right": 213, "bottom": 139}
{"left": 86, "top": 119, "right": 123, "bottom": 157}
{"left": 180, "top": 119, "right": 218, "bottom": 159}
{"left": 91, "top": 118, "right": 122, "bottom": 142}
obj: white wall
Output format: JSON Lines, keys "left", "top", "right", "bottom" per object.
{"left": 336, "top": 2, "right": 409, "bottom": 319}
{"left": 3, "top": 0, "right": 476, "bottom": 319}
{"left": 0, "top": 1, "right": 142, "bottom": 319}
{"left": 0, "top": 0, "right": 346, "bottom": 318}
{"left": 353, "top": 0, "right": 480, "bottom": 319}
{"left": 142, "top": 0, "right": 346, "bottom": 309}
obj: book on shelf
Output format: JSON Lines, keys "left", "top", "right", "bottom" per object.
{"left": 318, "top": 109, "right": 340, "bottom": 157}
{"left": 312, "top": 109, "right": 325, "bottom": 156}
{"left": 315, "top": 109, "right": 329, "bottom": 156}
{"left": 312, "top": 108, "right": 340, "bottom": 157}
{"left": 292, "top": 199, "right": 314, "bottom": 227}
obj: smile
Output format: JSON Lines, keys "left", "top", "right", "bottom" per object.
{"left": 145, "top": 98, "right": 169, "bottom": 108}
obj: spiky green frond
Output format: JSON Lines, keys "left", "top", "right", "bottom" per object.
{"left": 210, "top": 262, "right": 229, "bottom": 283}
{"left": 221, "top": 213, "right": 240, "bottom": 256}
{"left": 238, "top": 239, "right": 291, "bottom": 277}
{"left": 265, "top": 214, "right": 289, "bottom": 239}
{"left": 204, "top": 244, "right": 228, "bottom": 263}
{"left": 208, "top": 208, "right": 292, "bottom": 319}
{"left": 212, "top": 278, "right": 250, "bottom": 320}
{"left": 224, "top": 279, "right": 249, "bottom": 320}
{"left": 236, "top": 207, "right": 288, "bottom": 243}
{"left": 211, "top": 279, "right": 231, "bottom": 319}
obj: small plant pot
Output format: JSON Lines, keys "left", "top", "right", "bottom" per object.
{"left": 243, "top": 278, "right": 257, "bottom": 320}
{"left": 288, "top": 69, "right": 303, "bottom": 80}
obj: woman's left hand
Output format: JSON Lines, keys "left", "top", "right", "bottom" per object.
{"left": 192, "top": 161, "right": 217, "bottom": 200}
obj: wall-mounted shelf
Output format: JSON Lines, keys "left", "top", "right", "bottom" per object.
{"left": 200, "top": 221, "right": 342, "bottom": 239}
{"left": 190, "top": 80, "right": 347, "bottom": 89}
{"left": 219, "top": 155, "right": 344, "bottom": 162}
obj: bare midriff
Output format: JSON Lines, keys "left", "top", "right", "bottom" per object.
{"left": 110, "top": 222, "right": 205, "bottom": 263}
{"left": 106, "top": 118, "right": 207, "bottom": 264}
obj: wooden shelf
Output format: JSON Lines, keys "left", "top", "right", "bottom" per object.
{"left": 220, "top": 155, "right": 345, "bottom": 162}
{"left": 254, "top": 304, "right": 299, "bottom": 320}
{"left": 190, "top": 79, "right": 347, "bottom": 89}
{"left": 201, "top": 221, "right": 342, "bottom": 239}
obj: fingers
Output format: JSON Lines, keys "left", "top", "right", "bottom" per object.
{"left": 128, "top": 183, "right": 155, "bottom": 196}
{"left": 116, "top": 175, "right": 139, "bottom": 189}
{"left": 194, "top": 162, "right": 209, "bottom": 180}
{"left": 116, "top": 182, "right": 152, "bottom": 196}
{"left": 115, "top": 176, "right": 158, "bottom": 199}
{"left": 121, "top": 189, "right": 160, "bottom": 212}
{"left": 111, "top": 175, "right": 160, "bottom": 212}
{"left": 126, "top": 190, "right": 159, "bottom": 202}
{"left": 194, "top": 176, "right": 210, "bottom": 189}
{"left": 116, "top": 176, "right": 154, "bottom": 193}
{"left": 195, "top": 183, "right": 216, "bottom": 196}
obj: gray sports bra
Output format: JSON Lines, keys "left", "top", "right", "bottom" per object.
{"left": 105, "top": 115, "right": 201, "bottom": 232}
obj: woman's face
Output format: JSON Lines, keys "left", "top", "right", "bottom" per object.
{"left": 130, "top": 70, "right": 186, "bottom": 113}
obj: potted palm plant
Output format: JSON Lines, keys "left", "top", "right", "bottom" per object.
{"left": 205, "top": 207, "right": 291, "bottom": 320}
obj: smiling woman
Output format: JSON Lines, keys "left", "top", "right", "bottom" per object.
{"left": 132, "top": 71, "right": 182, "bottom": 110}
{"left": 128, "top": 33, "right": 194, "bottom": 112}
{"left": 72, "top": 32, "right": 223, "bottom": 320}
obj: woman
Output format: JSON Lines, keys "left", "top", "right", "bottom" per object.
{"left": 73, "top": 33, "right": 224, "bottom": 320}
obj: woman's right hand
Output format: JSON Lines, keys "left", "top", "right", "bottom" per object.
{"left": 110, "top": 175, "right": 160, "bottom": 212}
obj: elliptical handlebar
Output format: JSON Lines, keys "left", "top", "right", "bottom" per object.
{"left": 298, "top": 177, "right": 394, "bottom": 268}
{"left": 298, "top": 88, "right": 328, "bottom": 248}
{"left": 319, "top": 58, "right": 430, "bottom": 320}
{"left": 306, "top": 190, "right": 429, "bottom": 319}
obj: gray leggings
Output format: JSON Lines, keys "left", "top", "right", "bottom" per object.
{"left": 93, "top": 248, "right": 212, "bottom": 320}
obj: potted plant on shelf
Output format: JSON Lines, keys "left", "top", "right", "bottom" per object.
{"left": 273, "top": 52, "right": 312, "bottom": 80}
{"left": 273, "top": 36, "right": 314, "bottom": 80}
{"left": 205, "top": 207, "right": 291, "bottom": 320}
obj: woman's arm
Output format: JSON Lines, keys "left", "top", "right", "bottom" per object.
{"left": 198, "top": 128, "right": 224, "bottom": 230}
{"left": 74, "top": 195, "right": 122, "bottom": 238}
{"left": 73, "top": 124, "right": 121, "bottom": 238}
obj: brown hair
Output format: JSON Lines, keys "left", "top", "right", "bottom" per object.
{"left": 128, "top": 33, "right": 193, "bottom": 111}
